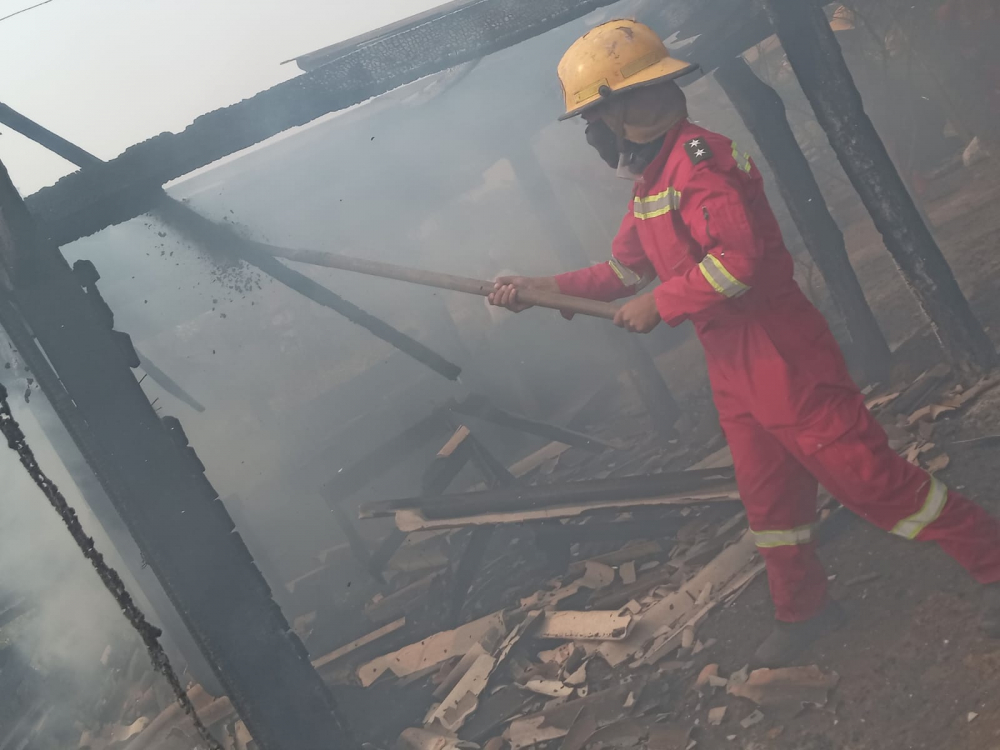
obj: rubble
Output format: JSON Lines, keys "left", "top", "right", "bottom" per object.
{"left": 335, "top": 366, "right": 984, "bottom": 750}
{"left": 504, "top": 685, "right": 633, "bottom": 750}
{"left": 358, "top": 612, "right": 505, "bottom": 687}
{"left": 727, "top": 667, "right": 839, "bottom": 715}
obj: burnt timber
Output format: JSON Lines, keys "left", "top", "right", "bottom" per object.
{"left": 361, "top": 467, "right": 738, "bottom": 520}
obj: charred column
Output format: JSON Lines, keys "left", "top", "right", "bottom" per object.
{"left": 0, "top": 159, "right": 348, "bottom": 749}
{"left": 761, "top": 0, "right": 996, "bottom": 372}
{"left": 714, "top": 57, "right": 891, "bottom": 382}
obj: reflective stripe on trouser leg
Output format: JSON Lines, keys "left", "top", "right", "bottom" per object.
{"left": 891, "top": 477, "right": 948, "bottom": 540}
{"left": 752, "top": 522, "right": 825, "bottom": 621}
{"left": 752, "top": 523, "right": 816, "bottom": 548}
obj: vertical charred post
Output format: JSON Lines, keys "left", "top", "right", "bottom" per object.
{"left": 761, "top": 0, "right": 996, "bottom": 373}
{"left": 714, "top": 56, "right": 891, "bottom": 382}
{"left": 0, "top": 158, "right": 351, "bottom": 750}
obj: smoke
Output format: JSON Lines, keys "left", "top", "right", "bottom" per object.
{"left": 0, "top": 339, "right": 162, "bottom": 749}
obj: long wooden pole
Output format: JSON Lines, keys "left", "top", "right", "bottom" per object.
{"left": 261, "top": 242, "right": 622, "bottom": 321}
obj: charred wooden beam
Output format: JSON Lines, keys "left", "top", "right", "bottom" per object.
{"left": 0, "top": 103, "right": 463, "bottom": 382}
{"left": 448, "top": 394, "right": 619, "bottom": 452}
{"left": 714, "top": 57, "right": 891, "bottom": 382}
{"left": 362, "top": 467, "right": 738, "bottom": 520}
{"left": 323, "top": 411, "right": 450, "bottom": 504}
{"left": 0, "top": 101, "right": 101, "bottom": 168}
{"left": 24, "top": 0, "right": 629, "bottom": 247}
{"left": 762, "top": 0, "right": 996, "bottom": 373}
{"left": 152, "top": 198, "right": 463, "bottom": 380}
{"left": 0, "top": 159, "right": 350, "bottom": 749}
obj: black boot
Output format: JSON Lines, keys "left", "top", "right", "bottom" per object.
{"left": 752, "top": 600, "right": 847, "bottom": 669}
{"left": 980, "top": 583, "right": 1000, "bottom": 637}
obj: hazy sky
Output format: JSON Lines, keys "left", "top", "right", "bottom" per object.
{"left": 0, "top": 0, "right": 442, "bottom": 194}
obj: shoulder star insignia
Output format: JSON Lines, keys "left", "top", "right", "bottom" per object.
{"left": 684, "top": 137, "right": 713, "bottom": 165}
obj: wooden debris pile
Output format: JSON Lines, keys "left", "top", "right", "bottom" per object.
{"left": 866, "top": 366, "right": 1000, "bottom": 475}
{"left": 342, "top": 490, "right": 765, "bottom": 750}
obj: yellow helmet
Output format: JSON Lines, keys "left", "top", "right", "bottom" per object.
{"left": 557, "top": 19, "right": 698, "bottom": 121}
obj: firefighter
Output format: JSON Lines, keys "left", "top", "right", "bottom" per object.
{"left": 489, "top": 19, "right": 1000, "bottom": 666}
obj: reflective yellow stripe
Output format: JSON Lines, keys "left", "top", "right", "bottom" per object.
{"left": 608, "top": 258, "right": 642, "bottom": 286}
{"left": 752, "top": 524, "right": 815, "bottom": 549}
{"left": 891, "top": 477, "right": 949, "bottom": 540}
{"left": 731, "top": 141, "right": 752, "bottom": 173}
{"left": 633, "top": 188, "right": 682, "bottom": 220}
{"left": 698, "top": 254, "right": 750, "bottom": 298}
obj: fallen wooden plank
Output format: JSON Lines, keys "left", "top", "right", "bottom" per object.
{"left": 357, "top": 611, "right": 505, "bottom": 687}
{"left": 448, "top": 395, "right": 619, "bottom": 453}
{"left": 567, "top": 541, "right": 663, "bottom": 575}
{"left": 427, "top": 653, "right": 497, "bottom": 732}
{"left": 434, "top": 641, "right": 496, "bottom": 700}
{"left": 589, "top": 565, "right": 679, "bottom": 610}
{"left": 459, "top": 684, "right": 531, "bottom": 742}
{"left": 597, "top": 532, "right": 759, "bottom": 667}
{"left": 391, "top": 488, "right": 740, "bottom": 531}
{"left": 504, "top": 685, "right": 633, "bottom": 750}
{"left": 363, "top": 468, "right": 737, "bottom": 519}
{"left": 509, "top": 442, "right": 572, "bottom": 477}
{"left": 312, "top": 617, "right": 406, "bottom": 672}
{"left": 538, "top": 611, "right": 634, "bottom": 641}
{"left": 365, "top": 571, "right": 443, "bottom": 625}
{"left": 438, "top": 425, "right": 471, "bottom": 458}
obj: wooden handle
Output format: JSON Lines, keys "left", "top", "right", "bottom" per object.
{"left": 258, "top": 243, "right": 622, "bottom": 321}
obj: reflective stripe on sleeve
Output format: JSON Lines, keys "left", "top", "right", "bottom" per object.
{"left": 698, "top": 254, "right": 750, "bottom": 298}
{"left": 891, "top": 477, "right": 949, "bottom": 540}
{"left": 633, "top": 187, "right": 682, "bottom": 220}
{"left": 608, "top": 258, "right": 643, "bottom": 286}
{"left": 607, "top": 259, "right": 654, "bottom": 291}
{"left": 752, "top": 524, "right": 815, "bottom": 548}
{"left": 731, "top": 141, "right": 752, "bottom": 173}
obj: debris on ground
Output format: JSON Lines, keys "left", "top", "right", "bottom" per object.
{"left": 113, "top": 359, "right": 999, "bottom": 750}
{"left": 726, "top": 666, "right": 839, "bottom": 716}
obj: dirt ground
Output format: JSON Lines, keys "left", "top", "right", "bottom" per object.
{"left": 658, "top": 157, "right": 1000, "bottom": 750}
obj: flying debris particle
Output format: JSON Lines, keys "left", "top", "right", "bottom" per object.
{"left": 157, "top": 231, "right": 167, "bottom": 238}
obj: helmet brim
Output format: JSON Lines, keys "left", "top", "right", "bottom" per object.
{"left": 559, "top": 58, "right": 700, "bottom": 121}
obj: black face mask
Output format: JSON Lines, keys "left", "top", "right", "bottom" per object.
{"left": 585, "top": 119, "right": 620, "bottom": 170}
{"left": 585, "top": 119, "right": 665, "bottom": 176}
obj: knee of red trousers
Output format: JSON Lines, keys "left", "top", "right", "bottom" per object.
{"left": 757, "top": 543, "right": 828, "bottom": 622}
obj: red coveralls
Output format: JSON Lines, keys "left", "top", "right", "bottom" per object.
{"left": 556, "top": 120, "right": 1000, "bottom": 621}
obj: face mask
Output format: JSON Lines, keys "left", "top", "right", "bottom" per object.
{"left": 616, "top": 150, "right": 644, "bottom": 181}
{"left": 585, "top": 120, "right": 620, "bottom": 170}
